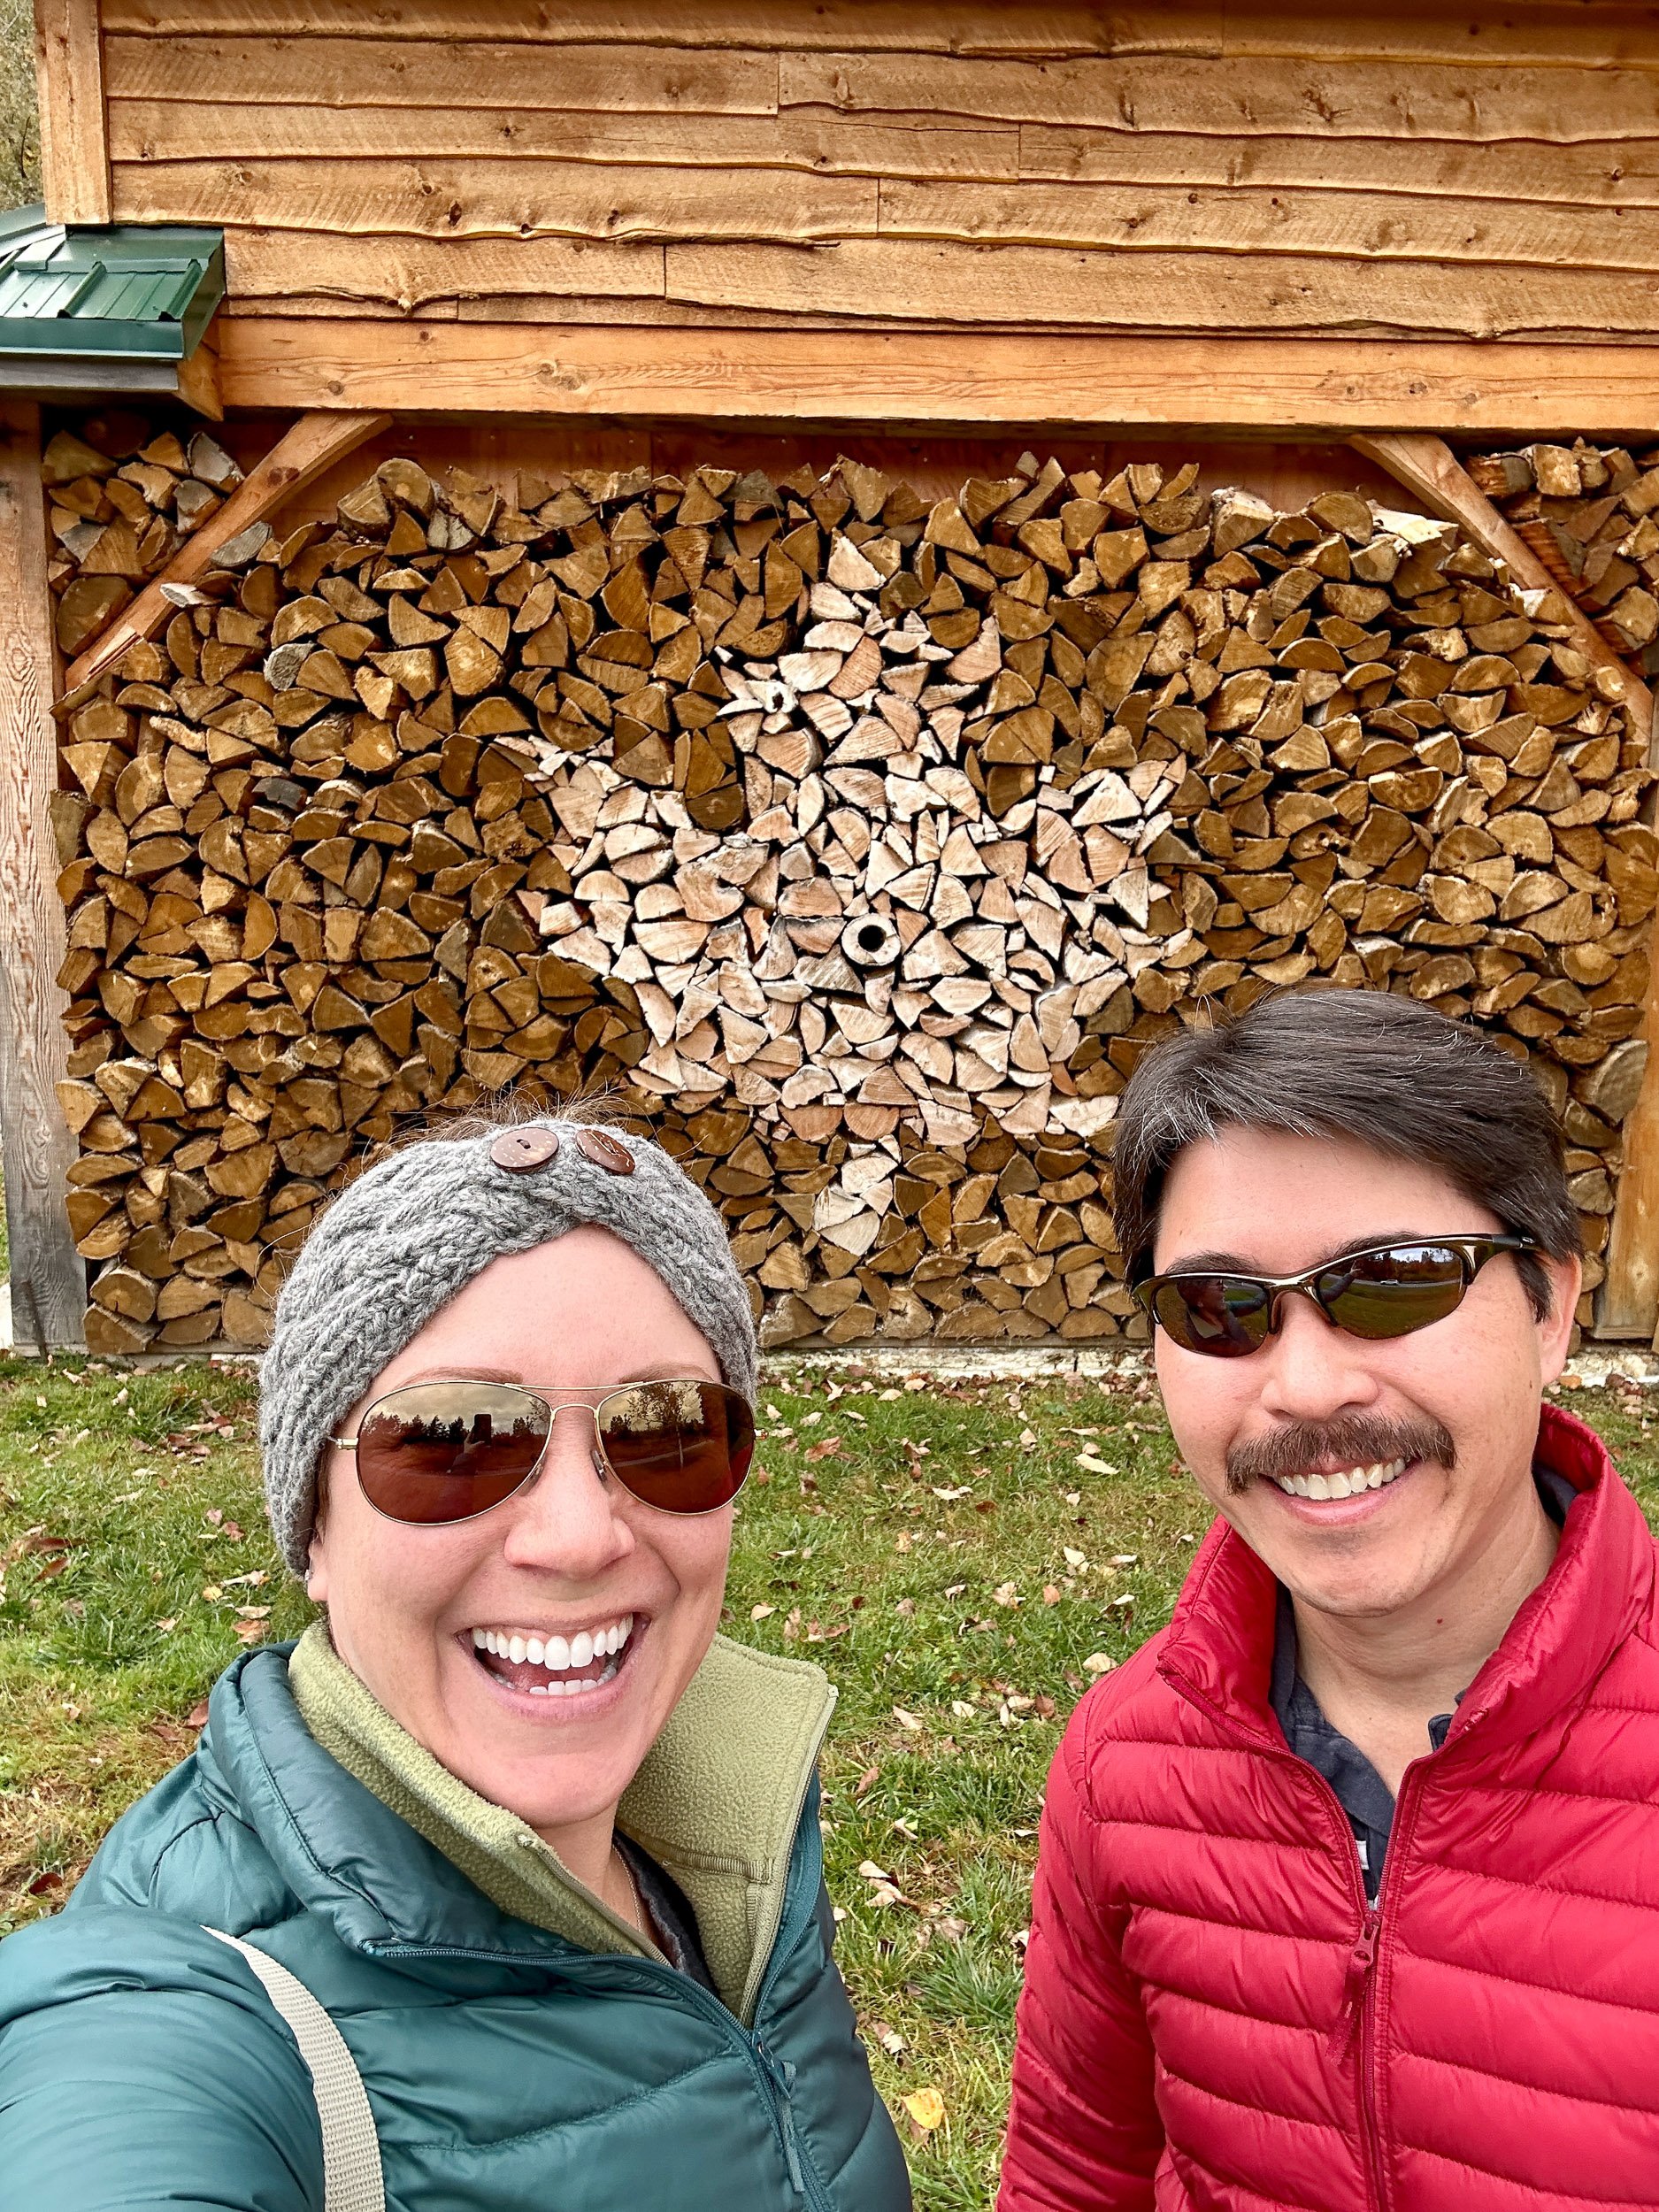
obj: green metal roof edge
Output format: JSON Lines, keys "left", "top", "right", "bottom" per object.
{"left": 0, "top": 205, "right": 225, "bottom": 363}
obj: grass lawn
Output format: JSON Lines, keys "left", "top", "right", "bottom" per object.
{"left": 3, "top": 1356, "right": 1656, "bottom": 2206}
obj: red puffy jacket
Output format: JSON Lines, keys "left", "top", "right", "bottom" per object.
{"left": 1001, "top": 1404, "right": 1659, "bottom": 2210}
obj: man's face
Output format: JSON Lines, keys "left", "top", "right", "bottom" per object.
{"left": 1150, "top": 1127, "right": 1580, "bottom": 1620}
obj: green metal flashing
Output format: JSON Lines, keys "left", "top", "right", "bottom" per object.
{"left": 0, "top": 206, "right": 224, "bottom": 361}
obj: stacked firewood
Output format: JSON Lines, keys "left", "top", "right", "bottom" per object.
{"left": 42, "top": 417, "right": 1655, "bottom": 1354}
{"left": 1467, "top": 440, "right": 1659, "bottom": 673}
{"left": 44, "top": 412, "right": 245, "bottom": 656}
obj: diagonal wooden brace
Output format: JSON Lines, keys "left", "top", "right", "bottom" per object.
{"left": 62, "top": 409, "right": 392, "bottom": 697}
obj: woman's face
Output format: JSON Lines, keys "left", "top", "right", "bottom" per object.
{"left": 306, "top": 1224, "right": 736, "bottom": 1840}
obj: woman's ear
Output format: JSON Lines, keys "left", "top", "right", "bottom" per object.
{"left": 303, "top": 1482, "right": 329, "bottom": 1603}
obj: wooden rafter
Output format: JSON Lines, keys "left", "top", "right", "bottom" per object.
{"left": 62, "top": 409, "right": 391, "bottom": 696}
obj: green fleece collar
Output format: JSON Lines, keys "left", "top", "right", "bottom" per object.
{"left": 288, "top": 1623, "right": 833, "bottom": 2022}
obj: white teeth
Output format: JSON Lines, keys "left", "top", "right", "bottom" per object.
{"left": 1271, "top": 1457, "right": 1409, "bottom": 1502}
{"left": 472, "top": 1617, "right": 635, "bottom": 1675}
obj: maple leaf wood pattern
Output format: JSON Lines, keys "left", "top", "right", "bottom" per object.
{"left": 42, "top": 435, "right": 1651, "bottom": 1355}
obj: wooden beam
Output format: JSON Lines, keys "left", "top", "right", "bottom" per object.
{"left": 214, "top": 319, "right": 1659, "bottom": 438}
{"left": 0, "top": 402, "right": 84, "bottom": 1350}
{"left": 171, "top": 332, "right": 224, "bottom": 424}
{"left": 62, "top": 408, "right": 391, "bottom": 695}
{"left": 1350, "top": 432, "right": 1655, "bottom": 762}
{"left": 33, "top": 0, "right": 111, "bottom": 226}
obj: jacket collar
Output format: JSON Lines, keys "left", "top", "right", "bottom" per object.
{"left": 1158, "top": 1403, "right": 1655, "bottom": 1758}
{"left": 199, "top": 1627, "right": 833, "bottom": 2021}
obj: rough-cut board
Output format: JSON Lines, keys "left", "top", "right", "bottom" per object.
{"left": 222, "top": 238, "right": 668, "bottom": 313}
{"left": 114, "top": 160, "right": 880, "bottom": 245}
{"left": 775, "top": 50, "right": 1659, "bottom": 139}
{"left": 107, "top": 102, "right": 1023, "bottom": 180}
{"left": 104, "top": 35, "right": 781, "bottom": 110}
{"left": 63, "top": 411, "right": 393, "bottom": 695}
{"left": 83, "top": 0, "right": 1659, "bottom": 345}
{"left": 88, "top": 0, "right": 1659, "bottom": 66}
{"left": 663, "top": 240, "right": 1659, "bottom": 339}
{"left": 35, "top": 0, "right": 111, "bottom": 225}
{"left": 211, "top": 322, "right": 1659, "bottom": 435}
{"left": 0, "top": 403, "right": 84, "bottom": 1347}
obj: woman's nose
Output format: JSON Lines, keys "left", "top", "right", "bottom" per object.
{"left": 497, "top": 1409, "right": 635, "bottom": 1578}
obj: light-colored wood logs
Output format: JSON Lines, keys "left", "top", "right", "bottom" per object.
{"left": 63, "top": 411, "right": 393, "bottom": 696}
{"left": 211, "top": 322, "right": 1659, "bottom": 434}
{"left": 34, "top": 0, "right": 111, "bottom": 225}
{"left": 0, "top": 402, "right": 85, "bottom": 1347}
{"left": 42, "top": 425, "right": 1653, "bottom": 1352}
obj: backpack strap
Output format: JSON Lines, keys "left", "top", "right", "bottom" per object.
{"left": 205, "top": 1928, "right": 385, "bottom": 2212}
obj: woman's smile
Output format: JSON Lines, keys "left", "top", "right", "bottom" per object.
{"left": 463, "top": 1615, "right": 642, "bottom": 1706}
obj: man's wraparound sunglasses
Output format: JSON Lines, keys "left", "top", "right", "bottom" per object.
{"left": 1133, "top": 1235, "right": 1537, "bottom": 1360}
{"left": 329, "top": 1379, "right": 755, "bottom": 1527}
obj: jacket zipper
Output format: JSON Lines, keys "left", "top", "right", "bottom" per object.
{"left": 367, "top": 1809, "right": 834, "bottom": 2210}
{"left": 1162, "top": 1665, "right": 1396, "bottom": 2209}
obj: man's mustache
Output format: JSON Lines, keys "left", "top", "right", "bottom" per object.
{"left": 1225, "top": 1411, "right": 1456, "bottom": 1497}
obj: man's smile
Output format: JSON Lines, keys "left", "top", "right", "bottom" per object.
{"left": 1267, "top": 1457, "right": 1409, "bottom": 1502}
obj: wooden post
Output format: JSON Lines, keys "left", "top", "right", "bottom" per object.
{"left": 33, "top": 0, "right": 111, "bottom": 227}
{"left": 0, "top": 403, "right": 83, "bottom": 1349}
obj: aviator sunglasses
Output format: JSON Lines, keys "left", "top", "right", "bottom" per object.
{"left": 1133, "top": 1234, "right": 1536, "bottom": 1360}
{"left": 330, "top": 1379, "right": 755, "bottom": 1527}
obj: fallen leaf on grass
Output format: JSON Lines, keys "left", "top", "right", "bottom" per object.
{"left": 186, "top": 1701, "right": 211, "bottom": 1729}
{"left": 1075, "top": 1452, "right": 1118, "bottom": 1476}
{"left": 804, "top": 1438, "right": 843, "bottom": 1463}
{"left": 234, "top": 1619, "right": 269, "bottom": 1644}
{"left": 872, "top": 2020, "right": 908, "bottom": 2056}
{"left": 27, "top": 1870, "right": 63, "bottom": 1896}
{"left": 750, "top": 1602, "right": 775, "bottom": 1621}
{"left": 892, "top": 1706, "right": 925, "bottom": 1732}
{"left": 1042, "top": 1584, "right": 1062, "bottom": 1605}
{"left": 992, "top": 1582, "right": 1020, "bottom": 1609}
{"left": 854, "top": 1763, "right": 880, "bottom": 1797}
{"left": 1084, "top": 1652, "right": 1115, "bottom": 1675}
{"left": 902, "top": 2088, "right": 947, "bottom": 2132}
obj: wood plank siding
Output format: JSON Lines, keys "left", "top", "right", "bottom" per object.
{"left": 96, "top": 0, "right": 1659, "bottom": 342}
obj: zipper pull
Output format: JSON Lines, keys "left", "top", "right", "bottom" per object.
{"left": 1328, "top": 1907, "right": 1381, "bottom": 2060}
{"left": 757, "top": 2038, "right": 805, "bottom": 2195}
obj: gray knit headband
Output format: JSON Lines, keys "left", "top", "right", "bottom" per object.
{"left": 257, "top": 1120, "right": 758, "bottom": 1576}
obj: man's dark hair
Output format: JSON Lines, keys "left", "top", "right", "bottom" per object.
{"left": 1112, "top": 987, "right": 1582, "bottom": 1317}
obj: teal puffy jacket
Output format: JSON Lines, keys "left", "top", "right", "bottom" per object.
{"left": 0, "top": 1643, "right": 911, "bottom": 2211}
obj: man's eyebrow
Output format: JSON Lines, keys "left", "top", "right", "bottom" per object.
{"left": 1159, "top": 1232, "right": 1432, "bottom": 1277}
